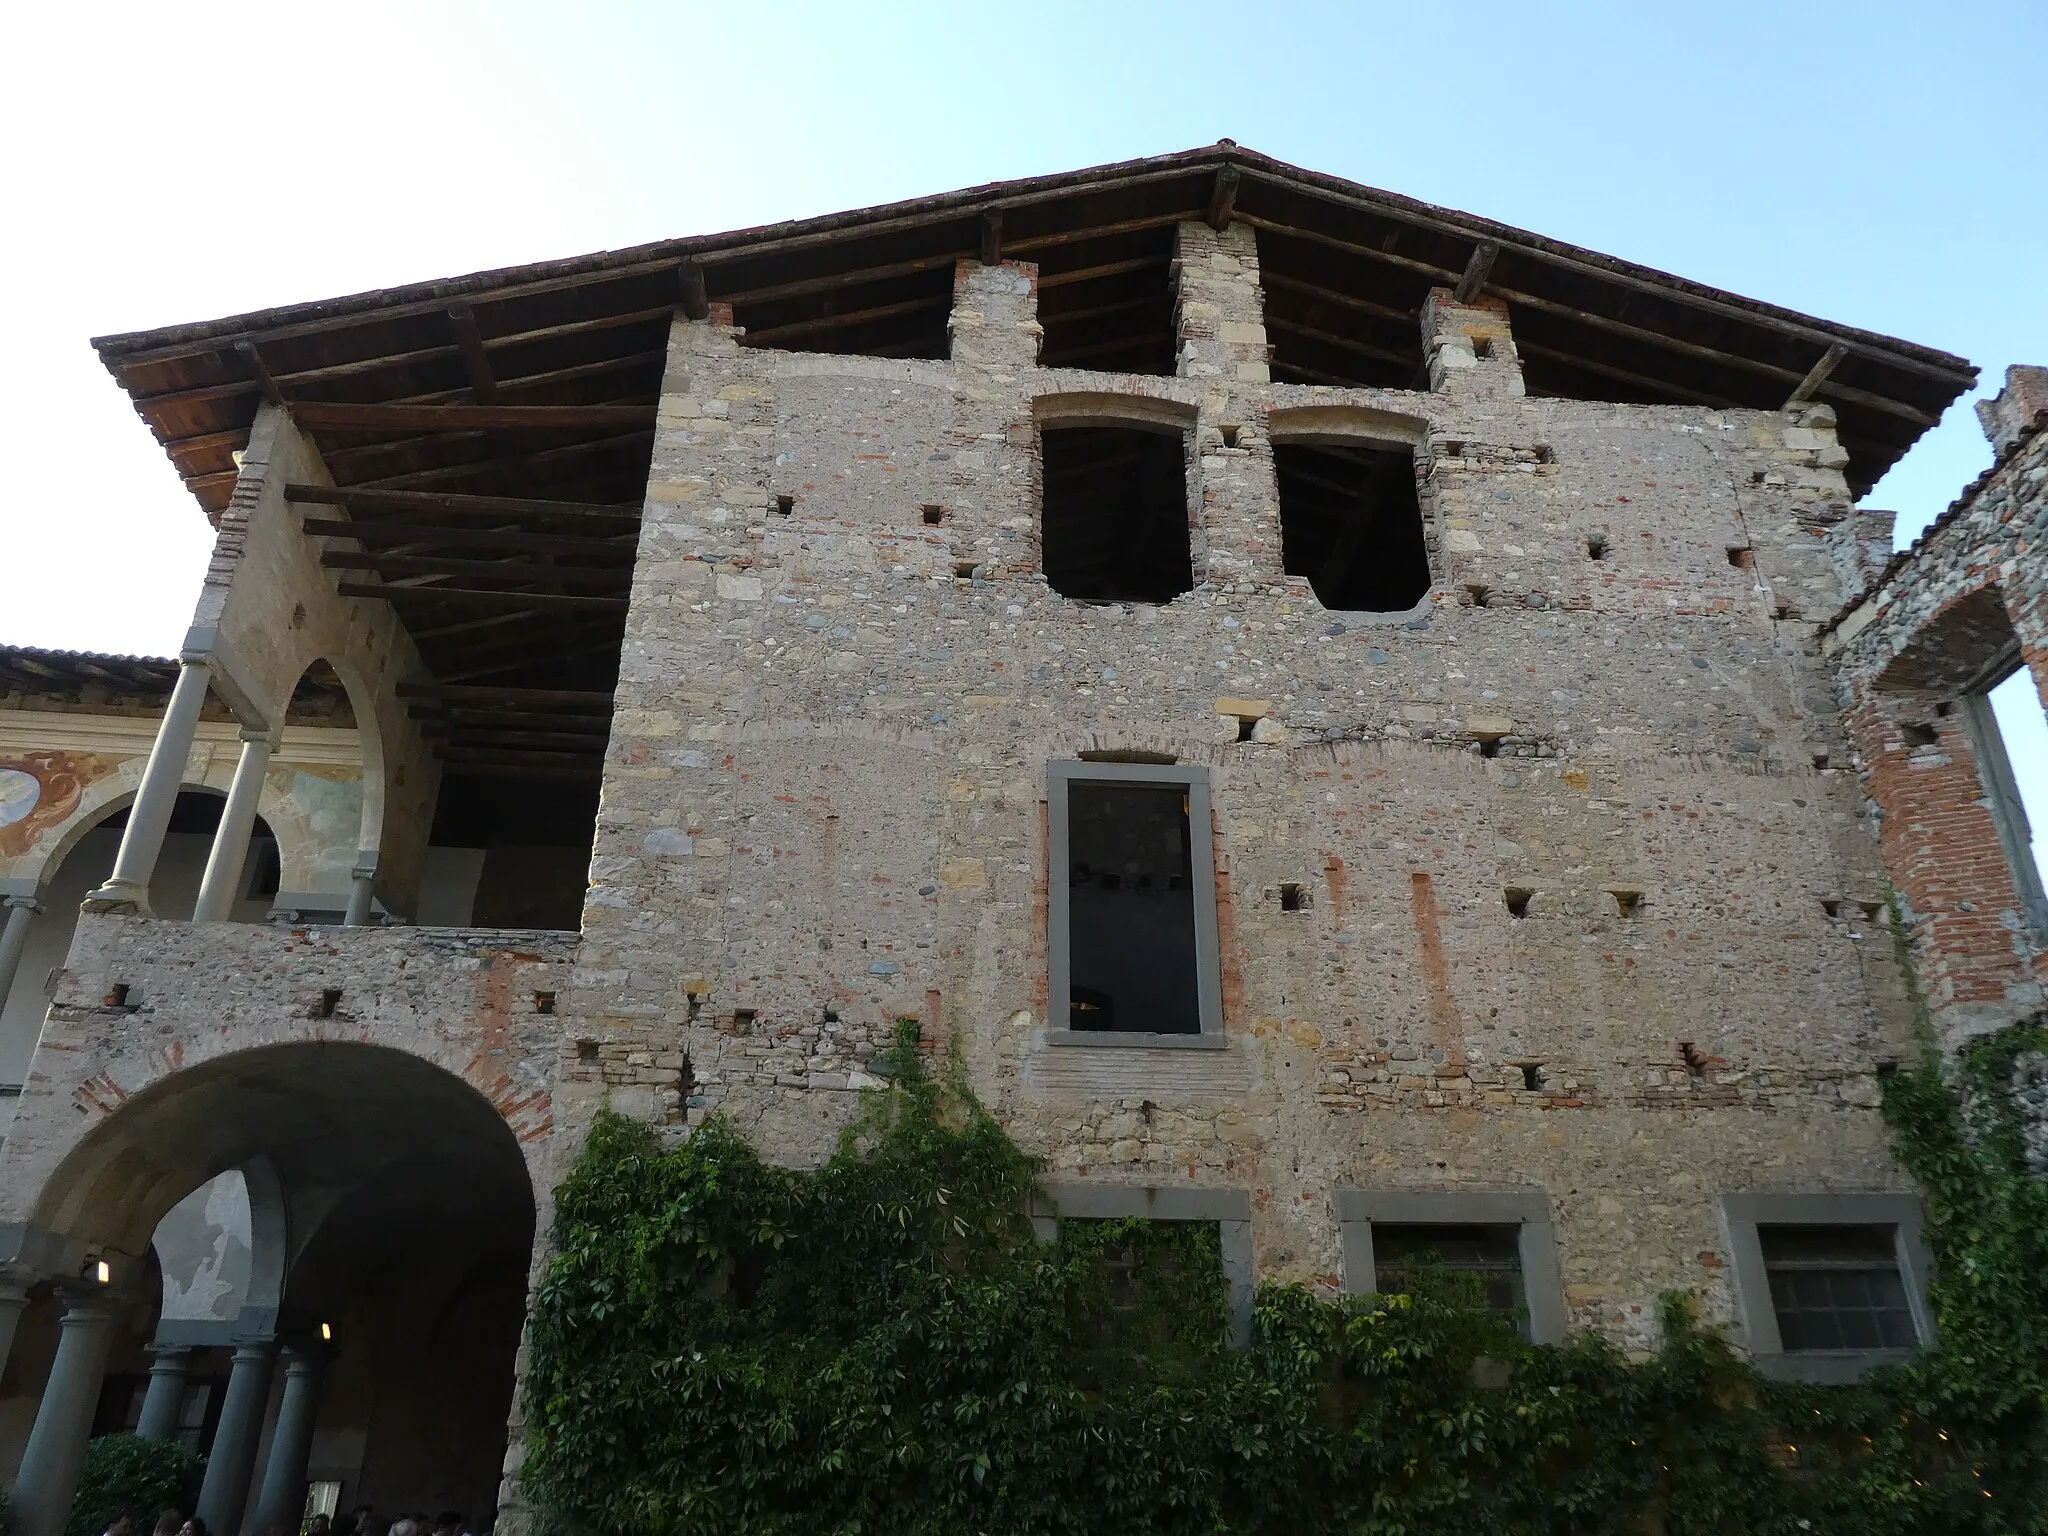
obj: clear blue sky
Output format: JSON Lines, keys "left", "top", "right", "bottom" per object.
{"left": 3, "top": 0, "right": 2043, "bottom": 854}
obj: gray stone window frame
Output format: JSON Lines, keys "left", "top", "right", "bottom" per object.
{"left": 1045, "top": 760, "right": 1225, "bottom": 1050}
{"left": 1032, "top": 1183, "right": 1255, "bottom": 1346}
{"left": 1720, "top": 1191, "right": 1935, "bottom": 1383}
{"left": 1335, "top": 1188, "right": 1567, "bottom": 1344}
{"left": 1959, "top": 654, "right": 2048, "bottom": 939}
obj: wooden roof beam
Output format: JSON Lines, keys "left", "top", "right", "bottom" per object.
{"left": 1266, "top": 317, "right": 1417, "bottom": 369}
{"left": 1260, "top": 272, "right": 1416, "bottom": 327}
{"left": 1206, "top": 165, "right": 1241, "bottom": 232}
{"left": 300, "top": 520, "right": 633, "bottom": 556}
{"left": 285, "top": 485, "right": 640, "bottom": 521}
{"left": 338, "top": 582, "right": 629, "bottom": 613}
{"left": 446, "top": 304, "right": 498, "bottom": 402}
{"left": 1037, "top": 255, "right": 1173, "bottom": 290}
{"left": 740, "top": 294, "right": 953, "bottom": 346}
{"left": 398, "top": 682, "right": 616, "bottom": 706}
{"left": 320, "top": 552, "right": 632, "bottom": 589}
{"left": 980, "top": 210, "right": 1003, "bottom": 266}
{"left": 292, "top": 401, "right": 652, "bottom": 432}
{"left": 677, "top": 259, "right": 710, "bottom": 321}
{"left": 1785, "top": 342, "right": 1848, "bottom": 408}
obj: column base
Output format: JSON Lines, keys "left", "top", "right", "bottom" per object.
{"left": 81, "top": 880, "right": 151, "bottom": 916}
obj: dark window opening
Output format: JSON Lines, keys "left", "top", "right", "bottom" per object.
{"left": 534, "top": 991, "right": 557, "bottom": 1014}
{"left": 427, "top": 775, "right": 598, "bottom": 931}
{"left": 1278, "top": 883, "right": 1306, "bottom": 912}
{"left": 1067, "top": 781, "right": 1199, "bottom": 1034}
{"left": 1519, "top": 1063, "right": 1543, "bottom": 1091}
{"left": 1759, "top": 1225, "right": 1916, "bottom": 1352}
{"left": 313, "top": 988, "right": 343, "bottom": 1018}
{"left": 1902, "top": 721, "right": 1939, "bottom": 747}
{"left": 921, "top": 504, "right": 947, "bottom": 525}
{"left": 1504, "top": 887, "right": 1532, "bottom": 918}
{"left": 1254, "top": 226, "right": 1428, "bottom": 389}
{"left": 1235, "top": 716, "right": 1257, "bottom": 743}
{"left": 775, "top": 494, "right": 794, "bottom": 515}
{"left": 1586, "top": 534, "right": 1610, "bottom": 561}
{"left": 1041, "top": 424, "right": 1192, "bottom": 604}
{"left": 1728, "top": 546, "right": 1756, "bottom": 569}
{"left": 1373, "top": 1223, "right": 1529, "bottom": 1335}
{"left": 1274, "top": 442, "right": 1429, "bottom": 611}
{"left": 1035, "top": 224, "right": 1178, "bottom": 375}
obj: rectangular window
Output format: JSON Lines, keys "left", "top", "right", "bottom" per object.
{"left": 1274, "top": 441, "right": 1430, "bottom": 612}
{"left": 1046, "top": 762, "right": 1222, "bottom": 1047}
{"left": 1335, "top": 1190, "right": 1566, "bottom": 1343}
{"left": 1371, "top": 1223, "right": 1529, "bottom": 1333}
{"left": 1040, "top": 423, "right": 1192, "bottom": 604}
{"left": 1721, "top": 1192, "right": 1932, "bottom": 1382}
{"left": 1034, "top": 1183, "right": 1254, "bottom": 1345}
{"left": 1759, "top": 1224, "right": 1918, "bottom": 1351}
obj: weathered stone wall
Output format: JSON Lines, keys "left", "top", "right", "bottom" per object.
{"left": 568, "top": 228, "right": 1919, "bottom": 1350}
{"left": 0, "top": 914, "right": 569, "bottom": 1264}
{"left": 1825, "top": 376, "right": 2048, "bottom": 1050}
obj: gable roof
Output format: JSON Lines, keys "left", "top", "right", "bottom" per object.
{"left": 95, "top": 141, "right": 1973, "bottom": 518}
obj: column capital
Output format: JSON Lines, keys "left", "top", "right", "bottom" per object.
{"left": 2, "top": 893, "right": 44, "bottom": 914}
{"left": 145, "top": 1340, "right": 197, "bottom": 1364}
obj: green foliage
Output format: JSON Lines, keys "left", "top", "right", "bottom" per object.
{"left": 525, "top": 1020, "right": 2048, "bottom": 1534}
{"left": 65, "top": 1434, "right": 204, "bottom": 1536}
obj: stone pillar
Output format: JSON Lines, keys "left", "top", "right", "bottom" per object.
{"left": 135, "top": 1342, "right": 196, "bottom": 1439}
{"left": 1173, "top": 220, "right": 1279, "bottom": 593}
{"left": 0, "top": 1275, "right": 29, "bottom": 1385}
{"left": 87, "top": 657, "right": 213, "bottom": 913}
{"left": 1420, "top": 288, "right": 1524, "bottom": 397}
{"left": 198, "top": 1338, "right": 277, "bottom": 1536}
{"left": 11, "top": 1291, "right": 119, "bottom": 1536}
{"left": 193, "top": 730, "right": 276, "bottom": 923}
{"left": 247, "top": 1345, "right": 325, "bottom": 1536}
{"left": 0, "top": 894, "right": 42, "bottom": 1016}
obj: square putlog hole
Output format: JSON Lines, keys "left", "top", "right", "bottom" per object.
{"left": 1504, "top": 888, "right": 1533, "bottom": 919}
{"left": 1278, "top": 883, "right": 1307, "bottom": 912}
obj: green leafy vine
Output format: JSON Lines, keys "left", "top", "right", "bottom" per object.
{"left": 524, "top": 1020, "right": 2048, "bottom": 1534}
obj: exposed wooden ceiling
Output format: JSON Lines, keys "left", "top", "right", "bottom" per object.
{"left": 91, "top": 142, "right": 1977, "bottom": 779}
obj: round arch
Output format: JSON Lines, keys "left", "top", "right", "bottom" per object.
{"left": 28, "top": 1040, "right": 538, "bottom": 1265}
{"left": 281, "top": 654, "right": 388, "bottom": 877}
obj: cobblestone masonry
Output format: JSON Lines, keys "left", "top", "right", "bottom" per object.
{"left": 565, "top": 230, "right": 1920, "bottom": 1350}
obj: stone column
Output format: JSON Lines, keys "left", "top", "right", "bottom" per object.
{"left": 0, "top": 1275, "right": 29, "bottom": 1385}
{"left": 87, "top": 657, "right": 213, "bottom": 913}
{"left": 0, "top": 894, "right": 42, "bottom": 1016}
{"left": 197, "top": 1337, "right": 277, "bottom": 1536}
{"left": 193, "top": 730, "right": 276, "bottom": 923}
{"left": 343, "top": 854, "right": 378, "bottom": 927}
{"left": 135, "top": 1342, "right": 196, "bottom": 1439}
{"left": 10, "top": 1291, "right": 119, "bottom": 1536}
{"left": 247, "top": 1346, "right": 326, "bottom": 1536}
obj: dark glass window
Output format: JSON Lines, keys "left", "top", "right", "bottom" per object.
{"left": 1373, "top": 1223, "right": 1528, "bottom": 1334}
{"left": 1066, "top": 781, "right": 1199, "bottom": 1034}
{"left": 1760, "top": 1224, "right": 1916, "bottom": 1351}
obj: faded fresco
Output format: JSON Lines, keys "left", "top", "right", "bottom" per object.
{"left": 153, "top": 1168, "right": 255, "bottom": 1324}
{"left": 0, "top": 751, "right": 122, "bottom": 860}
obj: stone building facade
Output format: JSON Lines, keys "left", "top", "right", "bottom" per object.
{"left": 0, "top": 145, "right": 2032, "bottom": 1532}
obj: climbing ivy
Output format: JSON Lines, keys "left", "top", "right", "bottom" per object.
{"left": 524, "top": 1022, "right": 2048, "bottom": 1534}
